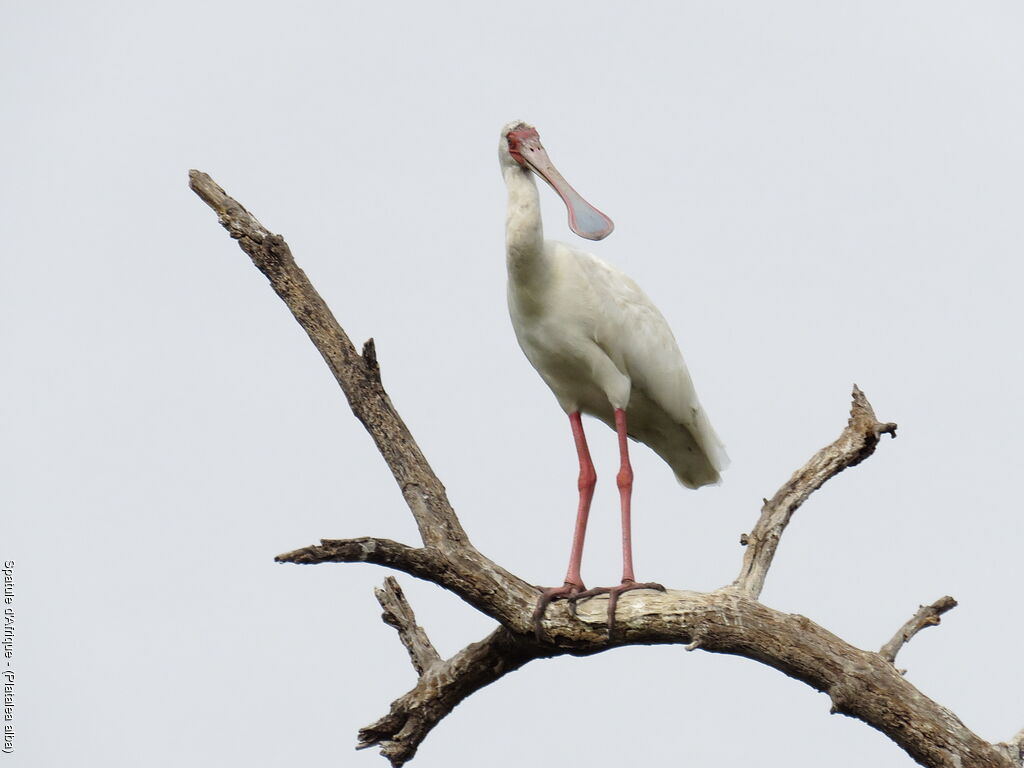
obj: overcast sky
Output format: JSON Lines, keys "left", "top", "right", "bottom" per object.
{"left": 4, "top": 3, "right": 1023, "bottom": 767}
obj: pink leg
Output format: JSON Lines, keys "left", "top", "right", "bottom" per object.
{"left": 614, "top": 408, "right": 636, "bottom": 583}
{"left": 565, "top": 411, "right": 597, "bottom": 586}
{"left": 572, "top": 408, "right": 664, "bottom": 636}
{"left": 532, "top": 411, "right": 596, "bottom": 640}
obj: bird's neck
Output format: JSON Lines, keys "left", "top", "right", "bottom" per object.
{"left": 504, "top": 165, "right": 548, "bottom": 285}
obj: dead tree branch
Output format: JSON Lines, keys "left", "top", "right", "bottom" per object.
{"left": 188, "top": 170, "right": 467, "bottom": 552}
{"left": 374, "top": 577, "right": 441, "bottom": 676}
{"left": 733, "top": 385, "right": 897, "bottom": 599}
{"left": 880, "top": 596, "right": 959, "bottom": 665}
{"left": 191, "top": 170, "right": 1018, "bottom": 768}
{"left": 357, "top": 626, "right": 542, "bottom": 765}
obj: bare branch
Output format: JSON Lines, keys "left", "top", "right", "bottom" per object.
{"left": 880, "top": 596, "right": 958, "bottom": 664}
{"left": 276, "top": 536, "right": 537, "bottom": 631}
{"left": 734, "top": 385, "right": 897, "bottom": 598}
{"left": 189, "top": 170, "right": 467, "bottom": 551}
{"left": 375, "top": 577, "right": 441, "bottom": 676}
{"left": 358, "top": 627, "right": 543, "bottom": 767}
{"left": 276, "top": 537, "right": 443, "bottom": 581}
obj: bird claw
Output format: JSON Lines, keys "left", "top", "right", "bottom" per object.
{"left": 570, "top": 580, "right": 666, "bottom": 636}
{"left": 532, "top": 582, "right": 586, "bottom": 641}
{"left": 533, "top": 580, "right": 666, "bottom": 640}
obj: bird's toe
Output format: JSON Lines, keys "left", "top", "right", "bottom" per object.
{"left": 532, "top": 582, "right": 586, "bottom": 641}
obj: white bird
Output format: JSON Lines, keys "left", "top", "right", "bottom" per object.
{"left": 498, "top": 121, "right": 727, "bottom": 637}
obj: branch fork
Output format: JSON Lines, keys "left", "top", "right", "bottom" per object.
{"left": 191, "top": 170, "right": 1020, "bottom": 768}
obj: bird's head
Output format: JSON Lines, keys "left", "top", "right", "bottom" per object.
{"left": 499, "top": 121, "right": 614, "bottom": 241}
{"left": 498, "top": 120, "right": 537, "bottom": 170}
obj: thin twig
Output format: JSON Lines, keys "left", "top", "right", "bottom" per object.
{"left": 276, "top": 538, "right": 441, "bottom": 581}
{"left": 879, "top": 596, "right": 958, "bottom": 664}
{"left": 375, "top": 577, "right": 441, "bottom": 676}
{"left": 733, "top": 385, "right": 897, "bottom": 598}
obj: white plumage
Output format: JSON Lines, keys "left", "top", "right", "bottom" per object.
{"left": 500, "top": 122, "right": 727, "bottom": 488}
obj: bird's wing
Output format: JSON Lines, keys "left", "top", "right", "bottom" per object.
{"left": 573, "top": 250, "right": 729, "bottom": 477}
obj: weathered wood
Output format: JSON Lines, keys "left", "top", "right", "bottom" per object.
{"left": 189, "top": 170, "right": 466, "bottom": 552}
{"left": 880, "top": 596, "right": 959, "bottom": 664}
{"left": 357, "top": 626, "right": 541, "bottom": 766}
{"left": 374, "top": 576, "right": 442, "bottom": 676}
{"left": 734, "top": 385, "right": 897, "bottom": 598}
{"left": 191, "top": 170, "right": 1020, "bottom": 768}
{"left": 276, "top": 538, "right": 537, "bottom": 632}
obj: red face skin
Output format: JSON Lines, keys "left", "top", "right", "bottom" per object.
{"left": 506, "top": 127, "right": 541, "bottom": 166}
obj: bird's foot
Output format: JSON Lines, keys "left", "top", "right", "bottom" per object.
{"left": 532, "top": 582, "right": 587, "bottom": 641}
{"left": 571, "top": 579, "right": 666, "bottom": 636}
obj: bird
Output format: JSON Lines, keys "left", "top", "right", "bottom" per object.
{"left": 498, "top": 121, "right": 728, "bottom": 639}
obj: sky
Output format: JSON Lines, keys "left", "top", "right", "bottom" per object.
{"left": 3, "top": 2, "right": 1023, "bottom": 767}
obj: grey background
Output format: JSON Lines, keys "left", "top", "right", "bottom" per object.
{"left": 3, "top": 2, "right": 1022, "bottom": 766}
